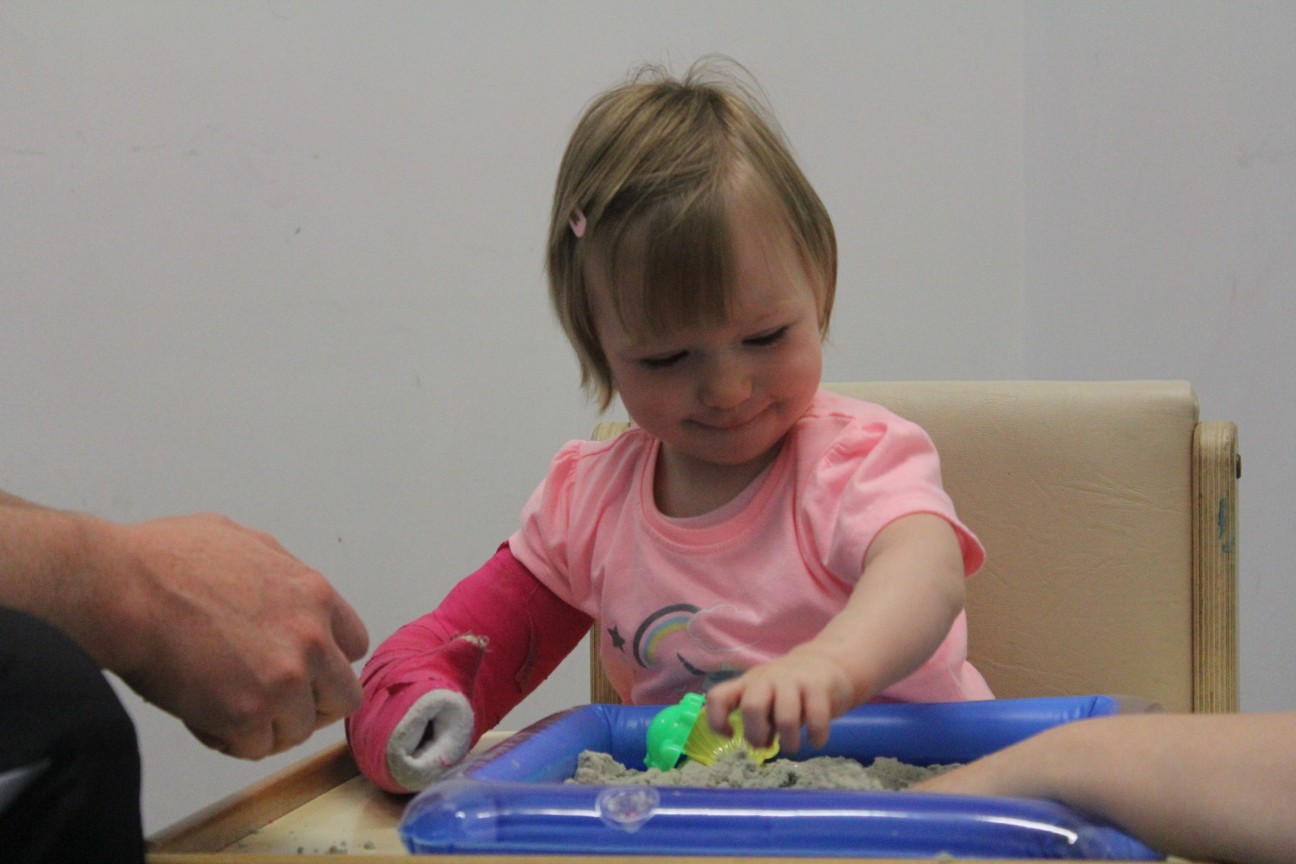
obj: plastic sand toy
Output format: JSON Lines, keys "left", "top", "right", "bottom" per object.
{"left": 644, "top": 692, "right": 780, "bottom": 771}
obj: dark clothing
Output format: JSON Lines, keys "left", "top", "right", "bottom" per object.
{"left": 0, "top": 606, "right": 144, "bottom": 863}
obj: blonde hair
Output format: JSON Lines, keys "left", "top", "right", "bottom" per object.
{"left": 547, "top": 58, "right": 837, "bottom": 411}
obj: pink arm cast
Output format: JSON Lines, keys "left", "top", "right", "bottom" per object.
{"left": 345, "top": 542, "right": 593, "bottom": 791}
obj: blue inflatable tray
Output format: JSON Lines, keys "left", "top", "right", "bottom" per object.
{"left": 400, "top": 695, "right": 1161, "bottom": 859}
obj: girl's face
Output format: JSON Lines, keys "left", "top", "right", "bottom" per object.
{"left": 589, "top": 203, "right": 824, "bottom": 509}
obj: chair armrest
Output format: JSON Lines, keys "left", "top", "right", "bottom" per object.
{"left": 1192, "top": 420, "right": 1240, "bottom": 712}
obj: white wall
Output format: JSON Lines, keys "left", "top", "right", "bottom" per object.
{"left": 1, "top": 1, "right": 1291, "bottom": 834}
{"left": 1021, "top": 2, "right": 1296, "bottom": 712}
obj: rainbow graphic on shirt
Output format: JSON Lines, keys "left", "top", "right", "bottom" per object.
{"left": 632, "top": 603, "right": 700, "bottom": 668}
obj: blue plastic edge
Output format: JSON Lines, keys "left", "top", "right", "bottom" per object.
{"left": 399, "top": 695, "right": 1163, "bottom": 860}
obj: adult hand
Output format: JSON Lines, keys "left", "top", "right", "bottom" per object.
{"left": 103, "top": 513, "right": 369, "bottom": 759}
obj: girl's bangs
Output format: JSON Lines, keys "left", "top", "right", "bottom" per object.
{"left": 603, "top": 188, "right": 735, "bottom": 338}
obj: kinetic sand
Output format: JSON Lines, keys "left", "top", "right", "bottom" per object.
{"left": 569, "top": 749, "right": 957, "bottom": 790}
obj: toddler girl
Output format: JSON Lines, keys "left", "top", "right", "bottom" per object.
{"left": 347, "top": 59, "right": 991, "bottom": 794}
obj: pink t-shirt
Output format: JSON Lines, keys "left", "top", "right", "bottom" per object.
{"left": 509, "top": 389, "right": 992, "bottom": 706}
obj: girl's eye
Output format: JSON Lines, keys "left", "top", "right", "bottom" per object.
{"left": 640, "top": 352, "right": 687, "bottom": 370}
{"left": 745, "top": 327, "right": 788, "bottom": 348}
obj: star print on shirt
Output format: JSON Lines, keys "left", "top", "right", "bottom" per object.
{"left": 607, "top": 625, "right": 626, "bottom": 652}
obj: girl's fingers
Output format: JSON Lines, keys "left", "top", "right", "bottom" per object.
{"left": 803, "top": 689, "right": 833, "bottom": 748}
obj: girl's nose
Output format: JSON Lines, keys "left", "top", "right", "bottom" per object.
{"left": 699, "top": 358, "right": 753, "bottom": 410}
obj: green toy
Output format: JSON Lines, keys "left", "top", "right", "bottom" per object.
{"left": 644, "top": 692, "right": 780, "bottom": 771}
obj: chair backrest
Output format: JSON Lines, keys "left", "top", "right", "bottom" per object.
{"left": 590, "top": 380, "right": 1238, "bottom": 713}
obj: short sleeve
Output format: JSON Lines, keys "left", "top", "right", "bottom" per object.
{"left": 798, "top": 410, "right": 984, "bottom": 585}
{"left": 508, "top": 442, "right": 590, "bottom": 612}
{"left": 507, "top": 434, "right": 645, "bottom": 617}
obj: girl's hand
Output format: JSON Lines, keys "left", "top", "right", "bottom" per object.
{"left": 704, "top": 645, "right": 857, "bottom": 752}
{"left": 704, "top": 514, "right": 966, "bottom": 756}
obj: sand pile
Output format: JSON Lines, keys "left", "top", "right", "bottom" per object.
{"left": 569, "top": 749, "right": 957, "bottom": 791}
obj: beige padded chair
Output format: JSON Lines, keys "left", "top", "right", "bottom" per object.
{"left": 589, "top": 380, "right": 1238, "bottom": 714}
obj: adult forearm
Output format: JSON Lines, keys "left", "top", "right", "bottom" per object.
{"left": 0, "top": 490, "right": 41, "bottom": 508}
{"left": 0, "top": 494, "right": 132, "bottom": 668}
{"left": 1056, "top": 714, "right": 1295, "bottom": 864}
{"left": 918, "top": 712, "right": 1296, "bottom": 864}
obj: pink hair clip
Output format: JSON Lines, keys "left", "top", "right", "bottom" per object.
{"left": 569, "top": 208, "right": 587, "bottom": 239}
